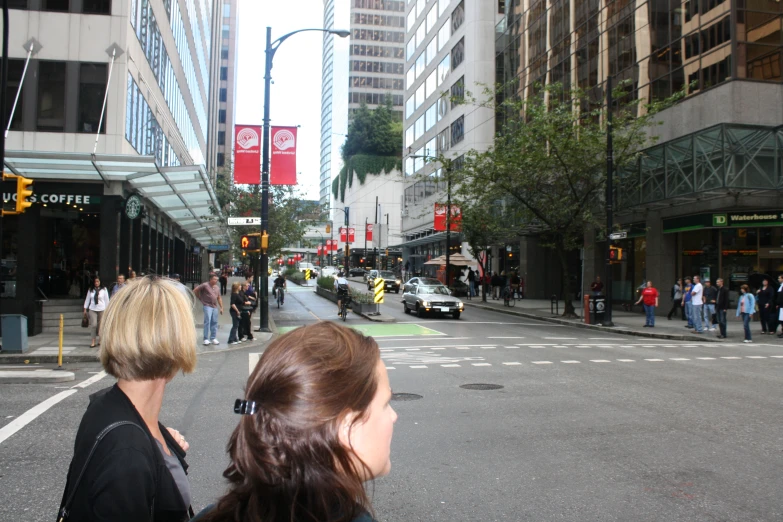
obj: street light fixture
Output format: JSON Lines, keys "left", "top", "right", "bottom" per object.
{"left": 258, "top": 26, "right": 349, "bottom": 332}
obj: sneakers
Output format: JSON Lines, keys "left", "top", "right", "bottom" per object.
{"left": 238, "top": 339, "right": 245, "bottom": 343}
{"left": 743, "top": 339, "right": 753, "bottom": 343}
{"left": 212, "top": 339, "right": 220, "bottom": 345}
{"left": 229, "top": 341, "right": 239, "bottom": 345}
{"left": 203, "top": 339, "right": 211, "bottom": 345}
{"left": 709, "top": 328, "right": 716, "bottom": 331}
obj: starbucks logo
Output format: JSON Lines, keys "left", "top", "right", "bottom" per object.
{"left": 125, "top": 194, "right": 142, "bottom": 220}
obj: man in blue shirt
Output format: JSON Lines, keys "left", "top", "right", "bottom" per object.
{"left": 682, "top": 277, "right": 694, "bottom": 329}
{"left": 110, "top": 274, "right": 126, "bottom": 297}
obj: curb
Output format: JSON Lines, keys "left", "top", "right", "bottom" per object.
{"left": 356, "top": 312, "right": 396, "bottom": 323}
{"left": 464, "top": 302, "right": 722, "bottom": 342}
{"left": 0, "top": 370, "right": 75, "bottom": 384}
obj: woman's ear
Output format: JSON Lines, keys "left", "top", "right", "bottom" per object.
{"left": 338, "top": 411, "right": 359, "bottom": 449}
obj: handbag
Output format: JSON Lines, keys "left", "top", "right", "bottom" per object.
{"left": 81, "top": 314, "right": 89, "bottom": 328}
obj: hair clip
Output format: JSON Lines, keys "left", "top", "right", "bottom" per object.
{"left": 234, "top": 399, "right": 258, "bottom": 415}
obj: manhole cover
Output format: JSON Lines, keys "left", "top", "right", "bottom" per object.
{"left": 460, "top": 383, "right": 504, "bottom": 391}
{"left": 391, "top": 393, "right": 423, "bottom": 401}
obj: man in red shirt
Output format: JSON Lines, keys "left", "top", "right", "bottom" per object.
{"left": 635, "top": 280, "right": 659, "bottom": 327}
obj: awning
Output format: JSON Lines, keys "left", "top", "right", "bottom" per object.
{"left": 3, "top": 151, "right": 227, "bottom": 245}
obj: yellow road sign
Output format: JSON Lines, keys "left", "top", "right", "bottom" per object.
{"left": 373, "top": 278, "right": 385, "bottom": 304}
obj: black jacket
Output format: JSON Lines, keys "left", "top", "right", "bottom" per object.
{"left": 60, "top": 384, "right": 191, "bottom": 522}
{"left": 715, "top": 286, "right": 730, "bottom": 311}
{"left": 757, "top": 285, "right": 775, "bottom": 306}
{"left": 776, "top": 284, "right": 783, "bottom": 306}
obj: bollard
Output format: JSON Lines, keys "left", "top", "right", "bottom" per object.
{"left": 550, "top": 294, "right": 559, "bottom": 316}
{"left": 57, "top": 314, "right": 64, "bottom": 369}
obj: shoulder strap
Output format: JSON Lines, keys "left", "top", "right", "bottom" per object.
{"left": 58, "top": 421, "right": 154, "bottom": 522}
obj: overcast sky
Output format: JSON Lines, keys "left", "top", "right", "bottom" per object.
{"left": 235, "top": 0, "right": 348, "bottom": 202}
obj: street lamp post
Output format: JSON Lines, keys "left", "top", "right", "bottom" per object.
{"left": 259, "top": 26, "right": 349, "bottom": 332}
{"left": 603, "top": 75, "right": 615, "bottom": 326}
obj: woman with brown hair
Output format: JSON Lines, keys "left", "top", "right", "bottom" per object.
{"left": 198, "top": 321, "right": 397, "bottom": 522}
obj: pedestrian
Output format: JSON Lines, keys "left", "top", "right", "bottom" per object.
{"left": 682, "top": 277, "right": 694, "bottom": 329}
{"left": 467, "top": 268, "right": 476, "bottom": 299}
{"left": 756, "top": 278, "right": 775, "bottom": 335}
{"left": 83, "top": 277, "right": 109, "bottom": 348}
{"left": 691, "top": 275, "right": 705, "bottom": 333}
{"left": 510, "top": 272, "right": 521, "bottom": 299}
{"left": 128, "top": 270, "right": 137, "bottom": 280}
{"left": 491, "top": 272, "right": 502, "bottom": 300}
{"left": 590, "top": 275, "right": 604, "bottom": 296}
{"left": 482, "top": 272, "right": 491, "bottom": 299}
{"left": 244, "top": 275, "right": 257, "bottom": 313}
{"left": 228, "top": 282, "right": 243, "bottom": 346}
{"left": 715, "top": 278, "right": 729, "bottom": 339}
{"left": 192, "top": 322, "right": 395, "bottom": 522}
{"left": 736, "top": 284, "right": 756, "bottom": 343}
{"left": 776, "top": 275, "right": 783, "bottom": 338}
{"left": 635, "top": 281, "right": 659, "bottom": 327}
{"left": 238, "top": 282, "right": 254, "bottom": 342}
{"left": 219, "top": 271, "right": 228, "bottom": 296}
{"left": 59, "top": 277, "right": 196, "bottom": 522}
{"left": 702, "top": 279, "right": 717, "bottom": 331}
{"left": 667, "top": 278, "right": 683, "bottom": 320}
{"left": 194, "top": 273, "right": 224, "bottom": 346}
{"left": 404, "top": 260, "right": 410, "bottom": 281}
{"left": 110, "top": 274, "right": 126, "bottom": 297}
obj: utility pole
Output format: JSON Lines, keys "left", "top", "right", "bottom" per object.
{"left": 603, "top": 75, "right": 615, "bottom": 326}
{"left": 0, "top": 1, "right": 10, "bottom": 313}
{"left": 364, "top": 217, "right": 368, "bottom": 268}
{"left": 446, "top": 163, "right": 452, "bottom": 288}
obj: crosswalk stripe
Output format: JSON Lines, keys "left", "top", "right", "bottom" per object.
{"left": 502, "top": 362, "right": 522, "bottom": 366}
{"left": 590, "top": 359, "right": 611, "bottom": 363}
{"left": 472, "top": 363, "right": 492, "bottom": 367}
{"left": 561, "top": 360, "right": 580, "bottom": 364}
{"left": 669, "top": 358, "right": 691, "bottom": 361}
{"left": 531, "top": 361, "right": 552, "bottom": 365}
{"left": 617, "top": 359, "right": 635, "bottom": 362}
{"left": 696, "top": 357, "right": 716, "bottom": 360}
{"left": 721, "top": 356, "right": 741, "bottom": 360}
{"left": 644, "top": 359, "right": 664, "bottom": 362}
{"left": 441, "top": 364, "right": 461, "bottom": 367}
{"left": 746, "top": 356, "right": 767, "bottom": 359}
{"left": 410, "top": 365, "right": 428, "bottom": 369}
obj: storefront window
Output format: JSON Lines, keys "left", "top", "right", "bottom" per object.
{"left": 721, "top": 228, "right": 760, "bottom": 293}
{"left": 682, "top": 229, "right": 719, "bottom": 286}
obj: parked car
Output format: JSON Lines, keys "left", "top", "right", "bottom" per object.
{"left": 368, "top": 270, "right": 401, "bottom": 293}
{"left": 402, "top": 277, "right": 443, "bottom": 293}
{"left": 321, "top": 266, "right": 338, "bottom": 279}
{"left": 403, "top": 284, "right": 463, "bottom": 319}
{"left": 349, "top": 267, "right": 368, "bottom": 277}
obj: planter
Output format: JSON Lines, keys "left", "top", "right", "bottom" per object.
{"left": 352, "top": 303, "right": 380, "bottom": 315}
{"left": 316, "top": 286, "right": 339, "bottom": 303}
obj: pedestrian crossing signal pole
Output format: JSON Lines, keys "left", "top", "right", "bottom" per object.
{"left": 603, "top": 75, "right": 615, "bottom": 327}
{"left": 374, "top": 277, "right": 385, "bottom": 305}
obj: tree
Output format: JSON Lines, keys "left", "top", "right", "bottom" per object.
{"left": 340, "top": 100, "right": 402, "bottom": 161}
{"left": 453, "top": 81, "right": 684, "bottom": 316}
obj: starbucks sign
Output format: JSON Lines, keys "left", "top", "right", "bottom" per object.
{"left": 125, "top": 194, "right": 142, "bottom": 220}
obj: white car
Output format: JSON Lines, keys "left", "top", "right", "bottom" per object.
{"left": 321, "top": 266, "right": 338, "bottom": 279}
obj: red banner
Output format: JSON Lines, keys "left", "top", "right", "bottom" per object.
{"left": 366, "top": 223, "right": 373, "bottom": 242}
{"left": 270, "top": 126, "right": 297, "bottom": 185}
{"left": 348, "top": 227, "right": 356, "bottom": 243}
{"left": 234, "top": 125, "right": 261, "bottom": 185}
{"left": 329, "top": 239, "right": 337, "bottom": 251}
{"left": 317, "top": 245, "right": 322, "bottom": 256}
{"left": 434, "top": 204, "right": 462, "bottom": 231}
{"left": 340, "top": 227, "right": 347, "bottom": 242}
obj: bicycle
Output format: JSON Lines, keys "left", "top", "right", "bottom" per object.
{"left": 339, "top": 294, "right": 352, "bottom": 322}
{"left": 275, "top": 285, "right": 284, "bottom": 308}
{"left": 502, "top": 285, "right": 516, "bottom": 307}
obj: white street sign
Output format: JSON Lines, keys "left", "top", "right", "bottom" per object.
{"left": 227, "top": 217, "right": 261, "bottom": 226}
{"left": 609, "top": 231, "right": 627, "bottom": 240}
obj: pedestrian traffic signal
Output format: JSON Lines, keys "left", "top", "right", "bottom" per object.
{"left": 609, "top": 246, "right": 623, "bottom": 262}
{"left": 261, "top": 231, "right": 269, "bottom": 252}
{"left": 326, "top": 223, "right": 331, "bottom": 234}
{"left": 240, "top": 235, "right": 260, "bottom": 251}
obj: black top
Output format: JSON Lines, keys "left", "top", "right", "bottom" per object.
{"left": 274, "top": 276, "right": 286, "bottom": 287}
{"left": 60, "top": 385, "right": 191, "bottom": 522}
{"left": 777, "top": 284, "right": 783, "bottom": 306}
{"left": 230, "top": 293, "right": 244, "bottom": 313}
{"left": 703, "top": 285, "right": 718, "bottom": 303}
{"left": 757, "top": 285, "right": 775, "bottom": 306}
{"left": 716, "top": 286, "right": 730, "bottom": 310}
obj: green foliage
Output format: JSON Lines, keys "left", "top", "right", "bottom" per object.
{"left": 452, "top": 81, "right": 685, "bottom": 316}
{"left": 341, "top": 101, "right": 402, "bottom": 161}
{"left": 284, "top": 267, "right": 298, "bottom": 277}
{"left": 317, "top": 276, "right": 335, "bottom": 291}
{"left": 288, "top": 272, "right": 305, "bottom": 284}
{"left": 332, "top": 177, "right": 340, "bottom": 200}
{"left": 349, "top": 288, "right": 375, "bottom": 304}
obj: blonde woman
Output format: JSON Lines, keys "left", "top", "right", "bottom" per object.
{"left": 60, "top": 276, "right": 198, "bottom": 521}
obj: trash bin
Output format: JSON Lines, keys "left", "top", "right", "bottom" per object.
{"left": 589, "top": 295, "right": 606, "bottom": 325}
{"left": 1, "top": 314, "right": 29, "bottom": 353}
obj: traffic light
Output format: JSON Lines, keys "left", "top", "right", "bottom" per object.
{"left": 240, "top": 235, "right": 260, "bottom": 251}
{"left": 609, "top": 246, "right": 623, "bottom": 262}
{"left": 325, "top": 223, "right": 331, "bottom": 234}
{"left": 2, "top": 173, "right": 34, "bottom": 216}
{"left": 261, "top": 231, "right": 269, "bottom": 252}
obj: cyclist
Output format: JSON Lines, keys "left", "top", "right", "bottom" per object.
{"left": 334, "top": 271, "right": 350, "bottom": 316}
{"left": 273, "top": 273, "right": 287, "bottom": 305}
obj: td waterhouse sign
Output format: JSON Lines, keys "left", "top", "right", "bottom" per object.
{"left": 664, "top": 211, "right": 783, "bottom": 233}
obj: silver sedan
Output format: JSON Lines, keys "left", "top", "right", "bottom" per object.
{"left": 403, "top": 285, "right": 464, "bottom": 319}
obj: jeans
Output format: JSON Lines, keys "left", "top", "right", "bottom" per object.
{"left": 644, "top": 304, "right": 656, "bottom": 326}
{"left": 685, "top": 301, "right": 693, "bottom": 327}
{"left": 741, "top": 312, "right": 752, "bottom": 340}
{"left": 228, "top": 311, "right": 240, "bottom": 343}
{"left": 469, "top": 281, "right": 476, "bottom": 297}
{"left": 667, "top": 300, "right": 683, "bottom": 320}
{"left": 759, "top": 305, "right": 772, "bottom": 332}
{"left": 203, "top": 305, "right": 219, "bottom": 341}
{"left": 703, "top": 304, "right": 716, "bottom": 328}
{"left": 716, "top": 309, "right": 727, "bottom": 337}
{"left": 692, "top": 304, "right": 704, "bottom": 332}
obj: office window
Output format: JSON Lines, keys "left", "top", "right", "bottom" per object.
{"left": 222, "top": 24, "right": 230, "bottom": 39}
{"left": 416, "top": 23, "right": 426, "bottom": 49}
{"left": 437, "top": 127, "right": 449, "bottom": 152}
{"left": 451, "top": 115, "right": 464, "bottom": 144}
{"left": 220, "top": 66, "right": 228, "bottom": 80}
{"left": 425, "top": 103, "right": 437, "bottom": 131}
{"left": 425, "top": 137, "right": 436, "bottom": 158}
{"left": 407, "top": 37, "right": 416, "bottom": 60}
{"left": 219, "top": 109, "right": 226, "bottom": 123}
{"left": 451, "top": 38, "right": 464, "bottom": 69}
{"left": 416, "top": 0, "right": 425, "bottom": 16}
{"left": 37, "top": 61, "right": 66, "bottom": 131}
{"left": 407, "top": 9, "right": 416, "bottom": 31}
{"left": 407, "top": 66, "right": 415, "bottom": 89}
{"left": 439, "top": 0, "right": 449, "bottom": 16}
{"left": 452, "top": 2, "right": 464, "bottom": 31}
{"left": 223, "top": 3, "right": 230, "bottom": 17}
{"left": 43, "top": 0, "right": 69, "bottom": 11}
{"left": 450, "top": 76, "right": 464, "bottom": 108}
{"left": 221, "top": 48, "right": 229, "bottom": 60}
{"left": 220, "top": 88, "right": 227, "bottom": 102}
{"left": 426, "top": 36, "right": 438, "bottom": 66}
{"left": 438, "top": 19, "right": 451, "bottom": 51}
{"left": 437, "top": 95, "right": 448, "bottom": 121}
{"left": 78, "top": 63, "right": 108, "bottom": 133}
{"left": 415, "top": 83, "right": 425, "bottom": 109}
{"left": 426, "top": 5, "right": 438, "bottom": 32}
{"left": 438, "top": 54, "right": 450, "bottom": 83}
{"left": 414, "top": 115, "right": 425, "bottom": 140}
{"left": 406, "top": 95, "right": 415, "bottom": 118}
{"left": 217, "top": 152, "right": 225, "bottom": 166}
{"left": 416, "top": 52, "right": 426, "bottom": 78}
{"left": 218, "top": 131, "right": 226, "bottom": 145}
{"left": 405, "top": 124, "right": 414, "bottom": 148}
{"left": 82, "top": 0, "right": 111, "bottom": 13}
{"left": 4, "top": 59, "right": 24, "bottom": 131}
{"left": 426, "top": 70, "right": 437, "bottom": 98}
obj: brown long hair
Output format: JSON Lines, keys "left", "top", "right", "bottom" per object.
{"left": 204, "top": 322, "right": 381, "bottom": 522}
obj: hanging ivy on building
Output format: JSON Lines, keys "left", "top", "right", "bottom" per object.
{"left": 332, "top": 176, "right": 340, "bottom": 200}
{"left": 333, "top": 155, "right": 402, "bottom": 203}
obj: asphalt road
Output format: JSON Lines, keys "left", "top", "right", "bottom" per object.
{"left": 1, "top": 280, "right": 782, "bottom": 521}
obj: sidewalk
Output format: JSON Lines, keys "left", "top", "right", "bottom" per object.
{"left": 0, "top": 292, "right": 275, "bottom": 364}
{"left": 462, "top": 296, "right": 741, "bottom": 342}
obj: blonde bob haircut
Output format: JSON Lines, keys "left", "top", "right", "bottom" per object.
{"left": 100, "top": 276, "right": 197, "bottom": 380}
